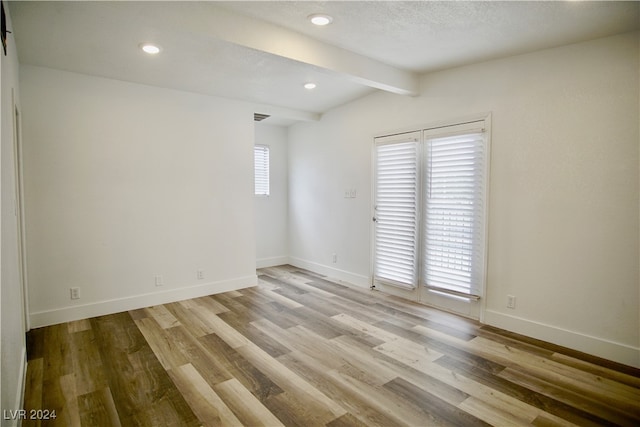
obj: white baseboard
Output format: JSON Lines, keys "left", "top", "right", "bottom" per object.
{"left": 29, "top": 275, "right": 257, "bottom": 328}
{"left": 256, "top": 256, "right": 290, "bottom": 269}
{"left": 484, "top": 309, "right": 640, "bottom": 368}
{"left": 287, "top": 257, "right": 370, "bottom": 289}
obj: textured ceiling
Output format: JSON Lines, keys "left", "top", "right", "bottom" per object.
{"left": 9, "top": 1, "right": 640, "bottom": 126}
{"left": 220, "top": 1, "right": 640, "bottom": 72}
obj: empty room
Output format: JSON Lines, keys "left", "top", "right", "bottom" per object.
{"left": 1, "top": 1, "right": 639, "bottom": 426}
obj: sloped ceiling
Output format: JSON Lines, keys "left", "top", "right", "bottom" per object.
{"left": 9, "top": 1, "right": 640, "bottom": 126}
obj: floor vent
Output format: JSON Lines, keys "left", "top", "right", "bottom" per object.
{"left": 254, "top": 113, "right": 270, "bottom": 122}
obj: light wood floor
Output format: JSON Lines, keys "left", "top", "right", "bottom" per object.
{"left": 24, "top": 265, "right": 640, "bottom": 426}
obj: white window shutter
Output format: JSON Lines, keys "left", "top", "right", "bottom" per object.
{"left": 423, "top": 131, "right": 486, "bottom": 297}
{"left": 254, "top": 145, "right": 270, "bottom": 196}
{"left": 373, "top": 134, "right": 420, "bottom": 289}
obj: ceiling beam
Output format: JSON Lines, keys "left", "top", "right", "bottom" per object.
{"left": 166, "top": 3, "right": 419, "bottom": 96}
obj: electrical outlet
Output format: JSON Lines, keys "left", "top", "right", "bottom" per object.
{"left": 70, "top": 287, "right": 80, "bottom": 300}
{"left": 507, "top": 295, "right": 516, "bottom": 309}
{"left": 197, "top": 269, "right": 205, "bottom": 280}
{"left": 155, "top": 275, "right": 164, "bottom": 287}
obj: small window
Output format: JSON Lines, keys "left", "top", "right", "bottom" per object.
{"left": 254, "top": 145, "right": 270, "bottom": 196}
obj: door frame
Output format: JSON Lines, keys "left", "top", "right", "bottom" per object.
{"left": 12, "top": 90, "right": 30, "bottom": 331}
{"left": 370, "top": 113, "right": 491, "bottom": 322}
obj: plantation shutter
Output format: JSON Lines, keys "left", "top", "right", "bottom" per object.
{"left": 254, "top": 145, "right": 270, "bottom": 196}
{"left": 423, "top": 124, "right": 487, "bottom": 298}
{"left": 373, "top": 132, "right": 420, "bottom": 289}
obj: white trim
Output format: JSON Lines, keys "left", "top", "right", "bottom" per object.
{"left": 369, "top": 138, "right": 376, "bottom": 288}
{"left": 478, "top": 113, "right": 492, "bottom": 324}
{"left": 256, "top": 256, "right": 289, "bottom": 269}
{"left": 371, "top": 112, "right": 493, "bottom": 146}
{"left": 4, "top": 348, "right": 28, "bottom": 427}
{"left": 19, "top": 347, "right": 28, "bottom": 425}
{"left": 288, "top": 257, "right": 370, "bottom": 289}
{"left": 12, "top": 94, "right": 30, "bottom": 333}
{"left": 374, "top": 130, "right": 420, "bottom": 145}
{"left": 29, "top": 275, "right": 257, "bottom": 328}
{"left": 484, "top": 309, "right": 640, "bottom": 368}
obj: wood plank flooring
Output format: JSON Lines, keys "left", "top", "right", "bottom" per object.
{"left": 23, "top": 265, "right": 640, "bottom": 426}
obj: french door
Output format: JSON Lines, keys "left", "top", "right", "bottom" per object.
{"left": 372, "top": 118, "right": 490, "bottom": 319}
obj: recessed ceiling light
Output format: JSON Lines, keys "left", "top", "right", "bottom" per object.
{"left": 139, "top": 43, "right": 161, "bottom": 54}
{"left": 304, "top": 83, "right": 317, "bottom": 90}
{"left": 308, "top": 13, "right": 333, "bottom": 26}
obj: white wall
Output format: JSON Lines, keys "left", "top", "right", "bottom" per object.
{"left": 1, "top": 5, "right": 28, "bottom": 422}
{"left": 288, "top": 32, "right": 640, "bottom": 367}
{"left": 20, "top": 66, "right": 258, "bottom": 327}
{"left": 254, "top": 123, "right": 288, "bottom": 268}
{"left": 287, "top": 116, "right": 372, "bottom": 287}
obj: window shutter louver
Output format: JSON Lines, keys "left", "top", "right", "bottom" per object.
{"left": 254, "top": 145, "right": 270, "bottom": 196}
{"left": 423, "top": 131, "right": 486, "bottom": 298}
{"left": 374, "top": 135, "right": 419, "bottom": 289}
